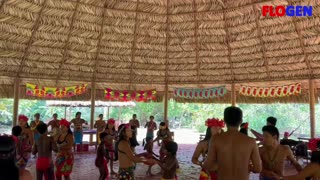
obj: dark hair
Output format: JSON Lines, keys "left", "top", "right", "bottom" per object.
{"left": 37, "top": 123, "right": 47, "bottom": 134}
{"left": 12, "top": 126, "right": 22, "bottom": 137}
{"left": 165, "top": 141, "right": 178, "bottom": 156}
{"left": 99, "top": 132, "right": 108, "bottom": 144}
{"left": 76, "top": 112, "right": 81, "bottom": 116}
{"left": 224, "top": 106, "right": 243, "bottom": 127}
{"left": 114, "top": 124, "right": 129, "bottom": 161}
{"left": 67, "top": 127, "right": 73, "bottom": 135}
{"left": 0, "top": 136, "right": 19, "bottom": 180}
{"left": 150, "top": 116, "right": 154, "bottom": 119}
{"left": 240, "top": 123, "right": 248, "bottom": 136}
{"left": 53, "top": 113, "right": 57, "bottom": 117}
{"left": 106, "top": 123, "right": 116, "bottom": 132}
{"left": 201, "top": 127, "right": 212, "bottom": 142}
{"left": 262, "top": 125, "right": 279, "bottom": 140}
{"left": 133, "top": 114, "right": 137, "bottom": 117}
{"left": 34, "top": 113, "right": 40, "bottom": 117}
{"left": 99, "top": 114, "right": 103, "bottom": 117}
{"left": 159, "top": 122, "right": 169, "bottom": 130}
{"left": 267, "top": 117, "right": 277, "bottom": 126}
{"left": 311, "top": 151, "right": 320, "bottom": 164}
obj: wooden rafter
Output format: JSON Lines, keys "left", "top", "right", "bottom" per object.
{"left": 254, "top": 5, "right": 270, "bottom": 80}
{"left": 17, "top": 0, "right": 49, "bottom": 77}
{"left": 55, "top": 0, "right": 81, "bottom": 86}
{"left": 222, "top": 0, "right": 235, "bottom": 82}
{"left": 91, "top": 0, "right": 109, "bottom": 83}
{"left": 287, "top": 0, "right": 313, "bottom": 78}
{"left": 193, "top": 0, "right": 200, "bottom": 84}
{"left": 129, "top": 0, "right": 140, "bottom": 90}
{"left": 165, "top": 0, "right": 170, "bottom": 85}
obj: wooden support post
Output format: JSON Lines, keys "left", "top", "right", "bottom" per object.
{"left": 309, "top": 79, "right": 316, "bottom": 138}
{"left": 164, "top": 84, "right": 169, "bottom": 125}
{"left": 13, "top": 78, "right": 20, "bottom": 126}
{"left": 231, "top": 83, "right": 236, "bottom": 106}
{"left": 90, "top": 82, "right": 96, "bottom": 144}
{"left": 107, "top": 107, "right": 110, "bottom": 119}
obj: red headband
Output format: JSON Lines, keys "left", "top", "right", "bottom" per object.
{"left": 18, "top": 115, "right": 28, "bottom": 122}
{"left": 241, "top": 123, "right": 249, "bottom": 129}
{"left": 205, "top": 118, "right": 225, "bottom": 128}
{"left": 107, "top": 118, "right": 115, "bottom": 124}
{"left": 60, "top": 119, "right": 70, "bottom": 128}
{"left": 308, "top": 138, "right": 320, "bottom": 151}
{"left": 284, "top": 132, "right": 290, "bottom": 137}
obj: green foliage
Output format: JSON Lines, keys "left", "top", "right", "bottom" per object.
{"left": 0, "top": 99, "right": 319, "bottom": 137}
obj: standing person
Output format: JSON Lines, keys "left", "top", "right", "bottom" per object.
{"left": 47, "top": 113, "right": 61, "bottom": 140}
{"left": 192, "top": 118, "right": 224, "bottom": 180}
{"left": 203, "top": 106, "right": 262, "bottom": 180}
{"left": 153, "top": 122, "right": 173, "bottom": 161}
{"left": 94, "top": 114, "right": 106, "bottom": 145}
{"left": 115, "top": 124, "right": 155, "bottom": 180}
{"left": 144, "top": 115, "right": 157, "bottom": 140}
{"left": 259, "top": 125, "right": 302, "bottom": 180}
{"left": 105, "top": 118, "right": 117, "bottom": 175}
{"left": 55, "top": 119, "right": 74, "bottom": 180}
{"left": 30, "top": 113, "right": 44, "bottom": 143}
{"left": 70, "top": 112, "right": 87, "bottom": 152}
{"left": 16, "top": 115, "right": 33, "bottom": 172}
{"left": 251, "top": 117, "right": 277, "bottom": 141}
{"left": 32, "top": 123, "right": 57, "bottom": 180}
{"left": 95, "top": 132, "right": 110, "bottom": 180}
{"left": 129, "top": 114, "right": 140, "bottom": 151}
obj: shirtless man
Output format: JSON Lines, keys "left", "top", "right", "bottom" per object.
{"left": 32, "top": 123, "right": 58, "bottom": 180}
{"left": 251, "top": 117, "right": 277, "bottom": 141}
{"left": 47, "top": 114, "right": 60, "bottom": 139}
{"left": 94, "top": 114, "right": 106, "bottom": 145}
{"left": 129, "top": 114, "right": 140, "bottom": 149}
{"left": 70, "top": 112, "right": 87, "bottom": 152}
{"left": 260, "top": 125, "right": 302, "bottom": 180}
{"left": 203, "top": 106, "right": 262, "bottom": 180}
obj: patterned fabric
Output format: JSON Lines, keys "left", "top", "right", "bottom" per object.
{"left": 55, "top": 151, "right": 74, "bottom": 176}
{"left": 199, "top": 169, "right": 217, "bottom": 180}
{"left": 118, "top": 166, "right": 135, "bottom": 180}
{"left": 74, "top": 131, "right": 83, "bottom": 144}
{"left": 15, "top": 136, "right": 31, "bottom": 169}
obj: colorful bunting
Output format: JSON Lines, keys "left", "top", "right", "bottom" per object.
{"left": 104, "top": 88, "right": 156, "bottom": 102}
{"left": 239, "top": 83, "right": 301, "bottom": 97}
{"left": 26, "top": 83, "right": 88, "bottom": 98}
{"left": 173, "top": 86, "right": 227, "bottom": 99}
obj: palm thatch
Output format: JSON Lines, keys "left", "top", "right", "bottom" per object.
{"left": 0, "top": 0, "right": 319, "bottom": 103}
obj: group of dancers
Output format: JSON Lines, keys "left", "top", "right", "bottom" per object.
{"left": 191, "top": 106, "right": 320, "bottom": 180}
{"left": 1, "top": 107, "right": 320, "bottom": 180}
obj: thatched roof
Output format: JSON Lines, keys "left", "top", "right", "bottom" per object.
{"left": 0, "top": 0, "right": 319, "bottom": 103}
{"left": 46, "top": 100, "right": 136, "bottom": 107}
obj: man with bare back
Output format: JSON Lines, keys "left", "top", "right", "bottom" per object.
{"left": 203, "top": 106, "right": 262, "bottom": 180}
{"left": 260, "top": 125, "right": 302, "bottom": 180}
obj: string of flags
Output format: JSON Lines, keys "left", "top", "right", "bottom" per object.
{"left": 104, "top": 88, "right": 157, "bottom": 102}
{"left": 239, "top": 83, "right": 301, "bottom": 97}
{"left": 26, "top": 83, "right": 88, "bottom": 98}
{"left": 174, "top": 86, "right": 227, "bottom": 99}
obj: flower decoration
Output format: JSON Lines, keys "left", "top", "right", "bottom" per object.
{"left": 308, "top": 138, "right": 320, "bottom": 151}
{"left": 18, "top": 114, "right": 29, "bottom": 122}
{"left": 107, "top": 118, "right": 115, "bottom": 124}
{"left": 241, "top": 122, "right": 249, "bottom": 129}
{"left": 60, "top": 119, "right": 70, "bottom": 128}
{"left": 205, "top": 118, "right": 225, "bottom": 128}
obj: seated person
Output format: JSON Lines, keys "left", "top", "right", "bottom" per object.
{"left": 260, "top": 126, "right": 302, "bottom": 180}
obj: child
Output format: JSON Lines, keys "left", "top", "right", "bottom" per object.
{"left": 95, "top": 132, "right": 110, "bottom": 180}
{"left": 94, "top": 114, "right": 106, "bottom": 145}
{"left": 156, "top": 141, "right": 179, "bottom": 180}
{"left": 104, "top": 118, "right": 117, "bottom": 175}
{"left": 137, "top": 137, "right": 159, "bottom": 176}
{"left": 32, "top": 123, "right": 57, "bottom": 180}
{"left": 153, "top": 122, "right": 173, "bottom": 161}
{"left": 30, "top": 113, "right": 44, "bottom": 143}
